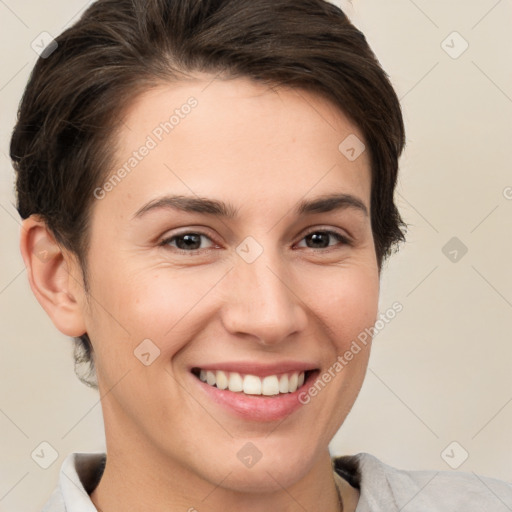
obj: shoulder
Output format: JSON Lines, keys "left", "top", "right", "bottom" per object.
{"left": 39, "top": 452, "right": 106, "bottom": 512}
{"left": 40, "top": 485, "right": 65, "bottom": 512}
{"left": 333, "top": 452, "right": 512, "bottom": 511}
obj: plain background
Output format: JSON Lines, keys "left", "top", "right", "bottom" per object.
{"left": 1, "top": 0, "right": 511, "bottom": 510}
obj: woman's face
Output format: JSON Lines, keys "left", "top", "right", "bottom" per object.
{"left": 73, "top": 75, "right": 379, "bottom": 490}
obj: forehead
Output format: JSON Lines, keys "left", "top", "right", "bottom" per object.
{"left": 96, "top": 75, "right": 371, "bottom": 220}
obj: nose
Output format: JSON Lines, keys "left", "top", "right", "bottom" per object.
{"left": 220, "top": 244, "right": 308, "bottom": 346}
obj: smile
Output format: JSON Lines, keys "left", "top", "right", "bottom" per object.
{"left": 192, "top": 368, "right": 313, "bottom": 396}
{"left": 190, "top": 363, "right": 320, "bottom": 421}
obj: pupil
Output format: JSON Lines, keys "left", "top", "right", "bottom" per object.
{"left": 177, "top": 234, "right": 201, "bottom": 250}
{"left": 307, "top": 232, "right": 329, "bottom": 248}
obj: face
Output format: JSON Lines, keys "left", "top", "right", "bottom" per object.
{"left": 72, "top": 75, "right": 379, "bottom": 491}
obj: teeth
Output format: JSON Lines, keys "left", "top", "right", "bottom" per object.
{"left": 197, "top": 369, "right": 307, "bottom": 395}
{"left": 216, "top": 370, "right": 229, "bottom": 390}
{"left": 278, "top": 374, "right": 289, "bottom": 393}
{"left": 289, "top": 372, "right": 298, "bottom": 392}
{"left": 206, "top": 370, "right": 216, "bottom": 386}
{"left": 228, "top": 372, "right": 243, "bottom": 392}
{"left": 262, "top": 375, "right": 280, "bottom": 396}
{"left": 243, "top": 375, "right": 261, "bottom": 395}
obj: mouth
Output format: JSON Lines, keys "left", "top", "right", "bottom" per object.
{"left": 191, "top": 367, "right": 318, "bottom": 397}
{"left": 188, "top": 362, "right": 321, "bottom": 421}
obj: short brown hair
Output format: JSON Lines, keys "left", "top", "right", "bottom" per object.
{"left": 10, "top": 0, "right": 406, "bottom": 388}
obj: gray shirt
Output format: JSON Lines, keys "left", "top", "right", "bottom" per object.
{"left": 41, "top": 452, "right": 512, "bottom": 511}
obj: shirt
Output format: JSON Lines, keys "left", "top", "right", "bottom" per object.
{"left": 41, "top": 451, "right": 512, "bottom": 511}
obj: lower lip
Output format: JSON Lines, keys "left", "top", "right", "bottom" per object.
{"left": 192, "top": 371, "right": 318, "bottom": 422}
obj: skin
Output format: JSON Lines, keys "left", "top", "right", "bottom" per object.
{"left": 20, "top": 75, "right": 379, "bottom": 512}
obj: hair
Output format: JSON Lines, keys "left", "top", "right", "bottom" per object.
{"left": 10, "top": 0, "right": 407, "bottom": 388}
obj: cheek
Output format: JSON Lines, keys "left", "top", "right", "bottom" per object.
{"left": 128, "top": 269, "right": 224, "bottom": 332}
{"left": 301, "top": 262, "right": 379, "bottom": 347}
{"left": 87, "top": 266, "right": 227, "bottom": 358}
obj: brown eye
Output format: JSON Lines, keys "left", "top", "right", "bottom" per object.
{"left": 161, "top": 232, "right": 215, "bottom": 253}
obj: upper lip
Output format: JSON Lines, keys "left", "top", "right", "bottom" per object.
{"left": 190, "top": 361, "right": 319, "bottom": 378}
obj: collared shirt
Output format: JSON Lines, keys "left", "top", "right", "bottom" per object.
{"left": 41, "top": 451, "right": 512, "bottom": 511}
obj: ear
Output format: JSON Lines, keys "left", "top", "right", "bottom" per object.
{"left": 19, "top": 215, "right": 87, "bottom": 337}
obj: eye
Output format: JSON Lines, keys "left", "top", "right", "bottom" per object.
{"left": 296, "top": 229, "right": 351, "bottom": 250}
{"left": 160, "top": 228, "right": 351, "bottom": 255}
{"left": 160, "top": 232, "right": 216, "bottom": 253}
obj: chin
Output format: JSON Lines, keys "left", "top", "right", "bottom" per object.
{"left": 196, "top": 436, "right": 321, "bottom": 493}
{"left": 222, "top": 460, "right": 315, "bottom": 494}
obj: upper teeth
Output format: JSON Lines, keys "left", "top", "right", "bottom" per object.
{"left": 198, "top": 369, "right": 306, "bottom": 395}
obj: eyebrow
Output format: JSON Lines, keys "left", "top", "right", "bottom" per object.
{"left": 132, "top": 192, "right": 368, "bottom": 220}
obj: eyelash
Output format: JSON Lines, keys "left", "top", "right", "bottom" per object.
{"left": 159, "top": 228, "right": 352, "bottom": 255}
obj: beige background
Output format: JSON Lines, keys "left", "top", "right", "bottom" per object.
{"left": 1, "top": 0, "right": 511, "bottom": 510}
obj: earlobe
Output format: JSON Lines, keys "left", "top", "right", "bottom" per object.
{"left": 19, "top": 215, "right": 87, "bottom": 337}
